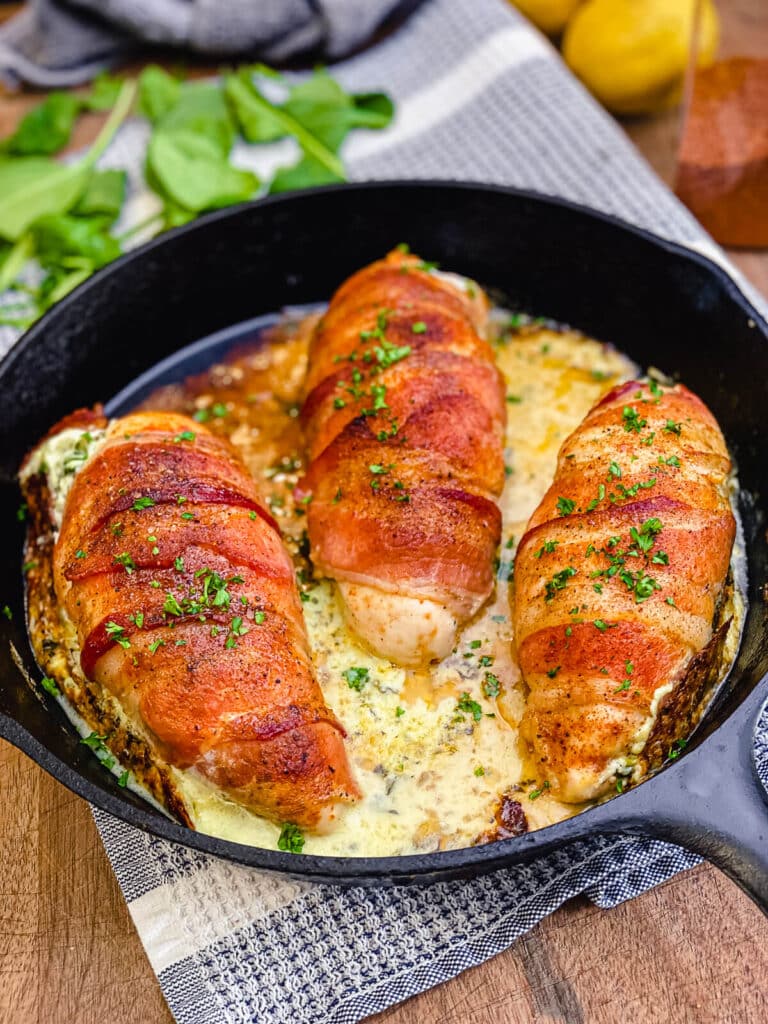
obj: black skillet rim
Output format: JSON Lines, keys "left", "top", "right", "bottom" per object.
{"left": 3, "top": 179, "right": 767, "bottom": 883}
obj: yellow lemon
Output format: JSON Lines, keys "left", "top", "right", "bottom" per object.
{"left": 511, "top": 0, "right": 584, "bottom": 36}
{"left": 562, "top": 0, "right": 719, "bottom": 115}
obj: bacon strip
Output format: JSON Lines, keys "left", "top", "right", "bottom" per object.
{"left": 51, "top": 411, "right": 358, "bottom": 829}
{"left": 513, "top": 381, "right": 735, "bottom": 802}
{"left": 297, "top": 250, "right": 506, "bottom": 655}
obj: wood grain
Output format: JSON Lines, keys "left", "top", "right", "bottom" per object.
{"left": 1, "top": 0, "right": 768, "bottom": 1021}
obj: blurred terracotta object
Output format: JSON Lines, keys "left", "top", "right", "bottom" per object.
{"left": 675, "top": 57, "right": 768, "bottom": 248}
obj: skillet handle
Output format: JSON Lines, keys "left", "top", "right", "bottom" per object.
{"left": 604, "top": 680, "right": 768, "bottom": 914}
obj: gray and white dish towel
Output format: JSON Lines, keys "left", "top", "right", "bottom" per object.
{"left": 2, "top": 1, "right": 768, "bottom": 1023}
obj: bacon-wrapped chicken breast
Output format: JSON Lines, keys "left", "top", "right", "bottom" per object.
{"left": 297, "top": 249, "right": 507, "bottom": 665}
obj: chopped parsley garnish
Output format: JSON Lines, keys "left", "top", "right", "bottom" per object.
{"left": 22, "top": 560, "right": 38, "bottom": 573}
{"left": 174, "top": 556, "right": 185, "bottom": 572}
{"left": 506, "top": 393, "right": 523, "bottom": 404}
{"left": 614, "top": 679, "right": 631, "bottom": 693}
{"left": 105, "top": 621, "right": 130, "bottom": 649}
{"left": 128, "top": 612, "right": 144, "bottom": 628}
{"left": 586, "top": 484, "right": 606, "bottom": 512}
{"left": 163, "top": 592, "right": 183, "bottom": 617}
{"left": 668, "top": 738, "right": 687, "bottom": 760}
{"left": 374, "top": 339, "right": 411, "bottom": 369}
{"left": 659, "top": 455, "right": 681, "bottom": 468}
{"left": 118, "top": 770, "right": 130, "bottom": 788}
{"left": 40, "top": 676, "right": 60, "bottom": 696}
{"left": 395, "top": 706, "right": 406, "bottom": 718}
{"left": 149, "top": 638, "right": 166, "bottom": 654}
{"left": 664, "top": 420, "right": 682, "bottom": 435}
{"left": 411, "top": 321, "right": 427, "bottom": 334}
{"left": 544, "top": 566, "right": 577, "bottom": 603}
{"left": 534, "top": 540, "right": 559, "bottom": 558}
{"left": 277, "top": 823, "right": 305, "bottom": 854}
{"left": 181, "top": 511, "right": 196, "bottom": 520}
{"left": 75, "top": 549, "right": 86, "bottom": 559}
{"left": 666, "top": 595, "right": 676, "bottom": 606}
{"left": 556, "top": 496, "right": 576, "bottom": 517}
{"left": 131, "top": 496, "right": 155, "bottom": 511}
{"left": 173, "top": 431, "right": 196, "bottom": 443}
{"left": 482, "top": 673, "right": 500, "bottom": 698}
{"left": 342, "top": 666, "right": 369, "bottom": 691}
{"left": 114, "top": 552, "right": 135, "bottom": 573}
{"left": 608, "top": 461, "right": 621, "bottom": 479}
{"left": 474, "top": 766, "right": 485, "bottom": 777}
{"left": 622, "top": 406, "right": 647, "bottom": 433}
{"left": 546, "top": 666, "right": 561, "bottom": 679}
{"left": 456, "top": 692, "right": 483, "bottom": 722}
{"left": 529, "top": 781, "right": 550, "bottom": 801}
{"left": 593, "top": 619, "right": 610, "bottom": 632}
{"left": 333, "top": 397, "right": 346, "bottom": 409}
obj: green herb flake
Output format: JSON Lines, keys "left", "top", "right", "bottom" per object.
{"left": 277, "top": 822, "right": 305, "bottom": 854}
{"left": 411, "top": 321, "right": 427, "bottom": 334}
{"left": 105, "top": 620, "right": 130, "bottom": 649}
{"left": 534, "top": 540, "right": 559, "bottom": 559}
{"left": 40, "top": 675, "right": 60, "bottom": 696}
{"left": 342, "top": 666, "right": 369, "bottom": 691}
{"left": 544, "top": 566, "right": 577, "bottom": 603}
{"left": 556, "top": 496, "right": 576, "bottom": 517}
{"left": 482, "top": 672, "right": 500, "bottom": 698}
{"left": 529, "top": 781, "right": 551, "bottom": 801}
{"left": 131, "top": 496, "right": 155, "bottom": 511}
{"left": 456, "top": 692, "right": 483, "bottom": 722}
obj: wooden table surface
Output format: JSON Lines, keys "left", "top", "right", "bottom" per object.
{"left": 2, "top": 3, "right": 768, "bottom": 1022}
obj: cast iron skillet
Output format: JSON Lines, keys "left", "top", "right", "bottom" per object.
{"left": 1, "top": 182, "right": 767, "bottom": 906}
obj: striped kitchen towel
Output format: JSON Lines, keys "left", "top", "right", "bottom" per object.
{"left": 4, "top": 0, "right": 768, "bottom": 1021}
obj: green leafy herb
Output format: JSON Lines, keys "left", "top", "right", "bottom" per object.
{"left": 40, "top": 675, "right": 60, "bottom": 696}
{"left": 456, "top": 692, "right": 484, "bottom": 722}
{"left": 534, "top": 540, "right": 559, "bottom": 558}
{"left": 131, "top": 496, "right": 155, "bottom": 511}
{"left": 528, "top": 781, "right": 550, "bottom": 801}
{"left": 342, "top": 666, "right": 369, "bottom": 691}
{"left": 277, "top": 822, "right": 305, "bottom": 854}
{"left": 544, "top": 566, "right": 577, "bottom": 603}
{"left": 105, "top": 621, "right": 131, "bottom": 649}
{"left": 622, "top": 406, "right": 647, "bottom": 434}
{"left": 482, "top": 673, "right": 500, "bottom": 698}
{"left": 556, "top": 496, "right": 576, "bottom": 517}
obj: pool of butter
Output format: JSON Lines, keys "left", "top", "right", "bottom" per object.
{"left": 172, "top": 323, "right": 638, "bottom": 855}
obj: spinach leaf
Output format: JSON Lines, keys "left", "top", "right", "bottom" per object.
{"left": 1, "top": 92, "right": 81, "bottom": 156}
{"left": 33, "top": 214, "right": 121, "bottom": 268}
{"left": 0, "top": 234, "right": 33, "bottom": 291}
{"left": 157, "top": 83, "right": 236, "bottom": 156}
{"left": 138, "top": 66, "right": 181, "bottom": 123}
{"left": 0, "top": 80, "right": 135, "bottom": 241}
{"left": 84, "top": 72, "right": 125, "bottom": 112}
{"left": 147, "top": 131, "right": 259, "bottom": 212}
{"left": 224, "top": 71, "right": 286, "bottom": 143}
{"left": 74, "top": 169, "right": 127, "bottom": 221}
{"left": 269, "top": 154, "right": 344, "bottom": 194}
